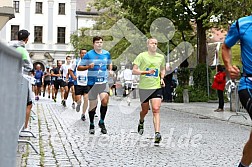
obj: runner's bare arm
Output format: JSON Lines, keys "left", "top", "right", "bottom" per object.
{"left": 77, "top": 63, "right": 94, "bottom": 71}
{"left": 132, "top": 64, "right": 155, "bottom": 75}
{"left": 68, "top": 69, "right": 77, "bottom": 80}
{"left": 222, "top": 43, "right": 240, "bottom": 79}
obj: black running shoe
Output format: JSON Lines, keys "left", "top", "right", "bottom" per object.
{"left": 62, "top": 100, "right": 66, "bottom": 107}
{"left": 43, "top": 93, "right": 45, "bottom": 97}
{"left": 89, "top": 124, "right": 95, "bottom": 134}
{"left": 138, "top": 121, "right": 144, "bottom": 135}
{"left": 81, "top": 114, "right": 86, "bottom": 121}
{"left": 154, "top": 132, "right": 162, "bottom": 144}
{"left": 98, "top": 122, "right": 107, "bottom": 134}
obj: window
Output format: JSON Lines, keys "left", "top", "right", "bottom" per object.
{"left": 58, "top": 3, "right": 65, "bottom": 15}
{"left": 35, "top": 2, "right": 42, "bottom": 14}
{"left": 13, "top": 1, "right": 19, "bottom": 13}
{"left": 34, "top": 26, "right": 43, "bottom": 43}
{"left": 11, "top": 25, "right": 19, "bottom": 40}
{"left": 57, "top": 27, "right": 65, "bottom": 44}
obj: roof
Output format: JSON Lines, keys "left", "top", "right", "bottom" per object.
{"left": 76, "top": 0, "right": 98, "bottom": 13}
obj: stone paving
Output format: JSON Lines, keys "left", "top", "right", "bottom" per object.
{"left": 16, "top": 94, "right": 251, "bottom": 167}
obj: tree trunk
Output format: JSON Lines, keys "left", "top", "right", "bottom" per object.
{"left": 197, "top": 20, "right": 207, "bottom": 64}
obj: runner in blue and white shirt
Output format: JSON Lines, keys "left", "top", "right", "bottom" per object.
{"left": 69, "top": 49, "right": 89, "bottom": 121}
{"left": 78, "top": 36, "right": 112, "bottom": 135}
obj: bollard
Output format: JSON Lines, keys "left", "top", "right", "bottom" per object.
{"left": 183, "top": 89, "right": 189, "bottom": 103}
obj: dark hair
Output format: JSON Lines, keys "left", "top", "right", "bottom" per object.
{"left": 93, "top": 36, "right": 103, "bottom": 43}
{"left": 112, "top": 65, "right": 117, "bottom": 71}
{"left": 18, "top": 29, "right": 30, "bottom": 41}
{"left": 80, "top": 49, "right": 87, "bottom": 53}
{"left": 66, "top": 56, "right": 71, "bottom": 59}
{"left": 125, "top": 63, "right": 132, "bottom": 69}
{"left": 217, "top": 65, "right": 224, "bottom": 72}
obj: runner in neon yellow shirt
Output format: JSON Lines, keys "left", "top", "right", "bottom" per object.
{"left": 133, "top": 37, "right": 165, "bottom": 144}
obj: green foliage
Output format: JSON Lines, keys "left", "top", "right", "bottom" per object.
{"left": 193, "top": 63, "right": 211, "bottom": 92}
{"left": 174, "top": 85, "right": 208, "bottom": 102}
{"left": 70, "top": 28, "right": 93, "bottom": 58}
{"left": 177, "top": 67, "right": 190, "bottom": 86}
{"left": 219, "top": 44, "right": 242, "bottom": 67}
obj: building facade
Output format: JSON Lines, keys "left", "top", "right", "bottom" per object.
{"left": 0, "top": 0, "right": 15, "bottom": 30}
{"left": 0, "top": 0, "right": 99, "bottom": 70}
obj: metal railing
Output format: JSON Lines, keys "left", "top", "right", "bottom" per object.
{"left": 0, "top": 41, "right": 29, "bottom": 167}
{"left": 228, "top": 80, "right": 247, "bottom": 121}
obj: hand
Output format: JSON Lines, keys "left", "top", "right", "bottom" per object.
{"left": 73, "top": 76, "right": 77, "bottom": 80}
{"left": 160, "top": 78, "right": 165, "bottom": 87}
{"left": 227, "top": 65, "right": 240, "bottom": 80}
{"left": 166, "top": 63, "right": 172, "bottom": 71}
{"left": 89, "top": 63, "right": 95, "bottom": 69}
{"left": 147, "top": 69, "right": 156, "bottom": 74}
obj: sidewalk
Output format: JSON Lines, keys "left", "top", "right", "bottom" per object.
{"left": 161, "top": 101, "right": 251, "bottom": 127}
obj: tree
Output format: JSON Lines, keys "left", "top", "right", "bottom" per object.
{"left": 119, "top": 0, "right": 252, "bottom": 63}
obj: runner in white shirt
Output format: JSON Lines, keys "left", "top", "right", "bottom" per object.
{"left": 120, "top": 64, "right": 133, "bottom": 105}
{"left": 60, "top": 56, "right": 72, "bottom": 107}
{"left": 69, "top": 49, "right": 89, "bottom": 121}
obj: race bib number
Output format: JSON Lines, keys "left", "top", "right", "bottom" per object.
{"left": 145, "top": 68, "right": 159, "bottom": 78}
{"left": 36, "top": 79, "right": 41, "bottom": 83}
{"left": 95, "top": 77, "right": 105, "bottom": 84}
{"left": 77, "top": 75, "right": 87, "bottom": 86}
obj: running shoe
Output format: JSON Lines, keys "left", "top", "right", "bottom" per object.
{"left": 76, "top": 104, "right": 80, "bottom": 112}
{"left": 72, "top": 103, "right": 75, "bottom": 109}
{"left": 62, "top": 100, "right": 66, "bottom": 107}
{"left": 98, "top": 122, "right": 107, "bottom": 134}
{"left": 81, "top": 114, "right": 86, "bottom": 121}
{"left": 89, "top": 124, "right": 95, "bottom": 134}
{"left": 154, "top": 132, "right": 162, "bottom": 144}
{"left": 138, "top": 120, "right": 144, "bottom": 135}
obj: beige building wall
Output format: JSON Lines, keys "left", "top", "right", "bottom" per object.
{"left": 1, "top": 0, "right": 13, "bottom": 7}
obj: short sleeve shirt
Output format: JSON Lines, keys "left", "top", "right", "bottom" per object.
{"left": 225, "top": 16, "right": 252, "bottom": 90}
{"left": 133, "top": 51, "right": 165, "bottom": 89}
{"left": 79, "top": 49, "right": 111, "bottom": 86}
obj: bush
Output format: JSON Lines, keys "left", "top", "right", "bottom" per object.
{"left": 193, "top": 63, "right": 211, "bottom": 92}
{"left": 177, "top": 67, "right": 190, "bottom": 86}
{"left": 174, "top": 85, "right": 208, "bottom": 102}
{"left": 174, "top": 64, "right": 215, "bottom": 103}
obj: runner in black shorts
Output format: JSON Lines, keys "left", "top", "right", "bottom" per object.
{"left": 132, "top": 37, "right": 166, "bottom": 144}
{"left": 51, "top": 61, "right": 64, "bottom": 102}
{"left": 222, "top": 16, "right": 252, "bottom": 167}
{"left": 69, "top": 49, "right": 90, "bottom": 121}
{"left": 43, "top": 66, "right": 51, "bottom": 98}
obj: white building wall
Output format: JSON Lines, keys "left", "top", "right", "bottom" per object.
{"left": 0, "top": 0, "right": 77, "bottom": 67}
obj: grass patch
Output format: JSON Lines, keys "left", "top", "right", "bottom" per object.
{"left": 219, "top": 44, "right": 242, "bottom": 67}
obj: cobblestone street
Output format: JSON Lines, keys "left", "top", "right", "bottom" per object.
{"left": 17, "top": 95, "right": 251, "bottom": 167}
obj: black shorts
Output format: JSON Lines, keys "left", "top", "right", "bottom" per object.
{"left": 139, "top": 88, "right": 163, "bottom": 103}
{"left": 68, "top": 82, "right": 74, "bottom": 89}
{"left": 54, "top": 80, "right": 64, "bottom": 90}
{"left": 35, "top": 79, "right": 42, "bottom": 87}
{"left": 74, "top": 85, "right": 89, "bottom": 95}
{"left": 88, "top": 83, "right": 109, "bottom": 100}
{"left": 238, "top": 89, "right": 252, "bottom": 119}
{"left": 44, "top": 80, "right": 51, "bottom": 87}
